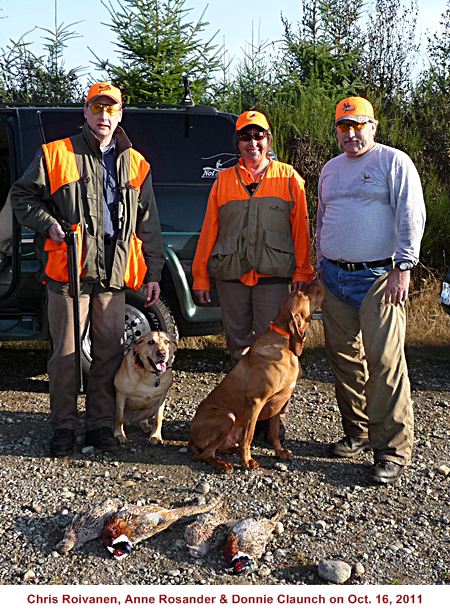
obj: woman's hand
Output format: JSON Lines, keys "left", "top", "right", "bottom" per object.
{"left": 194, "top": 290, "right": 211, "bottom": 304}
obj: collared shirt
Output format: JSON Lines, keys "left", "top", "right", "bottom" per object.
{"left": 100, "top": 140, "right": 119, "bottom": 238}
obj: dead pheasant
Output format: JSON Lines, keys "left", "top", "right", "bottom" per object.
{"left": 102, "top": 495, "right": 223, "bottom": 560}
{"left": 55, "top": 498, "right": 121, "bottom": 555}
{"left": 223, "top": 511, "right": 285, "bottom": 574}
{"left": 184, "top": 496, "right": 229, "bottom": 557}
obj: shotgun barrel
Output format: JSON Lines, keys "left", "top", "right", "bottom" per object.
{"left": 65, "top": 229, "right": 84, "bottom": 393}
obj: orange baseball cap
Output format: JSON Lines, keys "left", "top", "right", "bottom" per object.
{"left": 235, "top": 110, "right": 270, "bottom": 132}
{"left": 335, "top": 96, "right": 375, "bottom": 124}
{"left": 85, "top": 82, "right": 122, "bottom": 105}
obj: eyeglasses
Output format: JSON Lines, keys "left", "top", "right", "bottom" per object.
{"left": 238, "top": 130, "right": 267, "bottom": 142}
{"left": 336, "top": 121, "right": 369, "bottom": 133}
{"left": 88, "top": 102, "right": 121, "bottom": 116}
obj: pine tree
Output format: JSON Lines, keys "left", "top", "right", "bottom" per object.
{"left": 94, "top": 0, "right": 222, "bottom": 105}
{"left": 0, "top": 22, "right": 84, "bottom": 104}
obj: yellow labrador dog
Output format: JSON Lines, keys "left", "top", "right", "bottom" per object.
{"left": 114, "top": 331, "right": 177, "bottom": 445}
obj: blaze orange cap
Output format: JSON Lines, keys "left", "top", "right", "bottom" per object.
{"left": 335, "top": 96, "right": 375, "bottom": 124}
{"left": 85, "top": 82, "right": 122, "bottom": 106}
{"left": 236, "top": 110, "right": 270, "bottom": 132}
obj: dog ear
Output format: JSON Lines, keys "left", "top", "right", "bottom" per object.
{"left": 288, "top": 315, "right": 304, "bottom": 357}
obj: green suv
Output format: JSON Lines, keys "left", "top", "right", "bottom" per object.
{"left": 0, "top": 104, "right": 237, "bottom": 370}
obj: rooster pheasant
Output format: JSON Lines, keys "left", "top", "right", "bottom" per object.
{"left": 223, "top": 511, "right": 285, "bottom": 574}
{"left": 102, "top": 495, "right": 223, "bottom": 560}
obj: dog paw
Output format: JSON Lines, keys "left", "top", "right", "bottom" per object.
{"left": 246, "top": 459, "right": 260, "bottom": 470}
{"left": 116, "top": 434, "right": 127, "bottom": 445}
{"left": 215, "top": 461, "right": 234, "bottom": 473}
{"left": 275, "top": 449, "right": 292, "bottom": 460}
{"left": 148, "top": 436, "right": 163, "bottom": 446}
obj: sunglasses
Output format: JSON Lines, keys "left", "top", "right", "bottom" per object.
{"left": 336, "top": 121, "right": 369, "bottom": 133}
{"left": 88, "top": 102, "right": 121, "bottom": 116}
{"left": 238, "top": 130, "right": 267, "bottom": 141}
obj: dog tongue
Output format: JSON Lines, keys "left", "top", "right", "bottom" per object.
{"left": 156, "top": 362, "right": 167, "bottom": 373}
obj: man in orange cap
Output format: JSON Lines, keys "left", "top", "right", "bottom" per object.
{"left": 317, "top": 96, "right": 426, "bottom": 484}
{"left": 11, "top": 82, "right": 165, "bottom": 456}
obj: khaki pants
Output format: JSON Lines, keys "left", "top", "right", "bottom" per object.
{"left": 321, "top": 274, "right": 413, "bottom": 465}
{"left": 47, "top": 286, "right": 125, "bottom": 431}
{"left": 215, "top": 280, "right": 290, "bottom": 364}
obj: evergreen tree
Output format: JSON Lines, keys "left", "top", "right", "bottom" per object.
{"left": 280, "top": 0, "right": 364, "bottom": 91}
{"left": 94, "top": 0, "right": 222, "bottom": 105}
{"left": 361, "top": 0, "right": 419, "bottom": 102}
{"left": 0, "top": 21, "right": 84, "bottom": 104}
{"left": 411, "top": 2, "right": 450, "bottom": 266}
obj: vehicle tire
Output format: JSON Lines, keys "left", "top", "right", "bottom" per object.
{"left": 81, "top": 290, "right": 179, "bottom": 377}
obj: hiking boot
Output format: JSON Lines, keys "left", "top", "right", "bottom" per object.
{"left": 370, "top": 460, "right": 404, "bottom": 485}
{"left": 85, "top": 427, "right": 119, "bottom": 452}
{"left": 328, "top": 435, "right": 371, "bottom": 458}
{"left": 50, "top": 429, "right": 75, "bottom": 457}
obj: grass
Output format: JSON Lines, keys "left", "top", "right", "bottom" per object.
{"left": 406, "top": 275, "right": 450, "bottom": 346}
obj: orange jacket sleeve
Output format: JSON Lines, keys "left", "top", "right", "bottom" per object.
{"left": 192, "top": 181, "right": 219, "bottom": 291}
{"left": 290, "top": 169, "right": 315, "bottom": 284}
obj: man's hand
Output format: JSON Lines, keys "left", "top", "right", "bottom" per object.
{"left": 194, "top": 290, "right": 211, "bottom": 304}
{"left": 144, "top": 281, "right": 160, "bottom": 307}
{"left": 48, "top": 223, "right": 65, "bottom": 243}
{"left": 384, "top": 268, "right": 410, "bottom": 305}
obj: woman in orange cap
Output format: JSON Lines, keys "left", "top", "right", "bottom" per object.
{"left": 192, "top": 109, "right": 314, "bottom": 365}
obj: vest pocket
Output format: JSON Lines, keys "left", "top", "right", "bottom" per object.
{"left": 258, "top": 229, "right": 295, "bottom": 276}
{"left": 207, "top": 236, "right": 244, "bottom": 280}
{"left": 43, "top": 223, "right": 82, "bottom": 283}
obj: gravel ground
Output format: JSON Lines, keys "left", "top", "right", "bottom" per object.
{"left": 0, "top": 342, "right": 449, "bottom": 586}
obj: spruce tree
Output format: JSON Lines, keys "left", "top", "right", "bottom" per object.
{"left": 94, "top": 0, "right": 222, "bottom": 105}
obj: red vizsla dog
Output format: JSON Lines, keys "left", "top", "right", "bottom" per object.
{"left": 189, "top": 280, "right": 324, "bottom": 472}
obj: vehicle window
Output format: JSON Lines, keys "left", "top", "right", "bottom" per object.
{"left": 123, "top": 112, "right": 238, "bottom": 185}
{"left": 154, "top": 185, "right": 210, "bottom": 233}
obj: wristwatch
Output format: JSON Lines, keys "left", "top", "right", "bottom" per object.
{"left": 395, "top": 261, "right": 415, "bottom": 271}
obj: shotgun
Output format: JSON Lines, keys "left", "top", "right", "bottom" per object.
{"left": 64, "top": 228, "right": 84, "bottom": 393}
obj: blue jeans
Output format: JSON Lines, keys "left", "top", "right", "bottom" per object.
{"left": 320, "top": 257, "right": 392, "bottom": 310}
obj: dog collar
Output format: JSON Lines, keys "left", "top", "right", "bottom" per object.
{"left": 268, "top": 322, "right": 290, "bottom": 338}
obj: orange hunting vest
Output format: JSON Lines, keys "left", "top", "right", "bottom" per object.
{"left": 41, "top": 138, "right": 149, "bottom": 290}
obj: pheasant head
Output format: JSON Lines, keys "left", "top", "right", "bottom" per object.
{"left": 102, "top": 516, "right": 134, "bottom": 560}
{"left": 223, "top": 531, "right": 255, "bottom": 574}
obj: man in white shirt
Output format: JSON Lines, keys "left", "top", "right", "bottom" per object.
{"left": 317, "top": 96, "right": 426, "bottom": 484}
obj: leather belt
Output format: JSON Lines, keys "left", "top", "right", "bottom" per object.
{"left": 327, "top": 257, "right": 392, "bottom": 271}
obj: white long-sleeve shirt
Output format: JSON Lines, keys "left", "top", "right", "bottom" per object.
{"left": 317, "top": 143, "right": 426, "bottom": 265}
